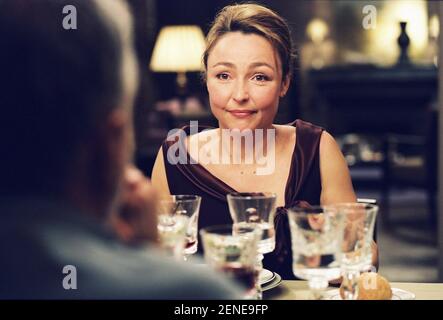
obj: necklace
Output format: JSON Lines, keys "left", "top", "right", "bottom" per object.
{"left": 239, "top": 169, "right": 257, "bottom": 175}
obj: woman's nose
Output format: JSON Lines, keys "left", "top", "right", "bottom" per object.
{"left": 232, "top": 80, "right": 249, "bottom": 103}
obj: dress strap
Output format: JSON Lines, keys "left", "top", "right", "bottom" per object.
{"left": 161, "top": 126, "right": 235, "bottom": 202}
{"left": 284, "top": 119, "right": 324, "bottom": 207}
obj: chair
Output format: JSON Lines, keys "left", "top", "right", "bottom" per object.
{"left": 383, "top": 109, "right": 438, "bottom": 226}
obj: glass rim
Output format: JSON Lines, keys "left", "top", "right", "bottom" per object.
{"left": 325, "top": 202, "right": 379, "bottom": 213}
{"left": 160, "top": 194, "right": 202, "bottom": 203}
{"left": 227, "top": 192, "right": 277, "bottom": 200}
{"left": 288, "top": 205, "right": 335, "bottom": 214}
{"left": 157, "top": 214, "right": 189, "bottom": 226}
{"left": 288, "top": 203, "right": 378, "bottom": 213}
{"left": 199, "top": 224, "right": 258, "bottom": 237}
{"left": 286, "top": 207, "right": 344, "bottom": 223}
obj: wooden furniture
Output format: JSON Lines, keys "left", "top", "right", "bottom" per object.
{"left": 306, "top": 64, "right": 438, "bottom": 226}
{"left": 307, "top": 64, "right": 437, "bottom": 137}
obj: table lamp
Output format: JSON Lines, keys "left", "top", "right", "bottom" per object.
{"left": 300, "top": 18, "right": 337, "bottom": 69}
{"left": 150, "top": 25, "right": 206, "bottom": 95}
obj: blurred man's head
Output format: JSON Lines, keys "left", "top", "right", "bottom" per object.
{"left": 0, "top": 0, "right": 139, "bottom": 218}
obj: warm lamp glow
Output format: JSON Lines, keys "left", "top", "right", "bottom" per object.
{"left": 429, "top": 14, "right": 439, "bottom": 39}
{"left": 306, "top": 18, "right": 329, "bottom": 44}
{"left": 150, "top": 25, "right": 206, "bottom": 73}
{"left": 365, "top": 0, "right": 428, "bottom": 65}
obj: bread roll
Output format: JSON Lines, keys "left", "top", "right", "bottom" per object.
{"left": 340, "top": 272, "right": 392, "bottom": 300}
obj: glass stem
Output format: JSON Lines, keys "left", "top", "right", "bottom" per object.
{"left": 342, "top": 268, "right": 360, "bottom": 300}
{"left": 255, "top": 254, "right": 264, "bottom": 300}
{"left": 308, "top": 277, "right": 329, "bottom": 300}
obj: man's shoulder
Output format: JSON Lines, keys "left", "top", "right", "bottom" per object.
{"left": 142, "top": 261, "right": 240, "bottom": 300}
{"left": 0, "top": 198, "right": 241, "bottom": 299}
{"left": 44, "top": 222, "right": 241, "bottom": 299}
{"left": 110, "top": 249, "right": 242, "bottom": 299}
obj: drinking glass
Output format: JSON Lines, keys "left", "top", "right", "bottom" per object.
{"left": 159, "top": 195, "right": 201, "bottom": 259}
{"left": 288, "top": 205, "right": 345, "bottom": 299}
{"left": 200, "top": 224, "right": 261, "bottom": 299}
{"left": 157, "top": 213, "right": 188, "bottom": 260}
{"left": 332, "top": 203, "right": 378, "bottom": 300}
{"left": 227, "top": 192, "right": 276, "bottom": 253}
{"left": 227, "top": 192, "right": 277, "bottom": 298}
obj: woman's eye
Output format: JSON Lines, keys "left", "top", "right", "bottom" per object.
{"left": 216, "top": 73, "right": 230, "bottom": 80}
{"left": 253, "top": 74, "right": 269, "bottom": 82}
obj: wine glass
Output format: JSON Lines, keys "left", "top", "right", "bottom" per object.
{"left": 200, "top": 224, "right": 261, "bottom": 299}
{"left": 287, "top": 205, "right": 345, "bottom": 299}
{"left": 332, "top": 202, "right": 378, "bottom": 300}
{"left": 159, "top": 195, "right": 201, "bottom": 260}
{"left": 227, "top": 192, "right": 277, "bottom": 299}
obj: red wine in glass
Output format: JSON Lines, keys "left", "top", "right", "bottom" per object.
{"left": 221, "top": 263, "right": 258, "bottom": 292}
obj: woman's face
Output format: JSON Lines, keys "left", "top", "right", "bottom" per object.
{"left": 206, "top": 32, "right": 289, "bottom": 130}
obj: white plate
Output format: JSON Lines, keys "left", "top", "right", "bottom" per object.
{"left": 259, "top": 269, "right": 275, "bottom": 285}
{"left": 262, "top": 273, "right": 282, "bottom": 291}
{"left": 323, "top": 288, "right": 416, "bottom": 300}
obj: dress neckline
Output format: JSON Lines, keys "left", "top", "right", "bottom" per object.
{"left": 180, "top": 120, "right": 299, "bottom": 208}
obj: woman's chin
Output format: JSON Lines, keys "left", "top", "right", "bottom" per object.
{"left": 220, "top": 118, "right": 262, "bottom": 131}
{"left": 223, "top": 124, "right": 257, "bottom": 132}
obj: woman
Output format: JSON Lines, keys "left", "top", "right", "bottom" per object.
{"left": 152, "top": 3, "right": 376, "bottom": 279}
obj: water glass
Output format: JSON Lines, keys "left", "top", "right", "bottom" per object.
{"left": 157, "top": 214, "right": 188, "bottom": 260}
{"left": 332, "top": 202, "right": 378, "bottom": 300}
{"left": 288, "top": 205, "right": 345, "bottom": 299}
{"left": 159, "top": 195, "right": 201, "bottom": 258}
{"left": 227, "top": 192, "right": 277, "bottom": 254}
{"left": 200, "top": 224, "right": 261, "bottom": 300}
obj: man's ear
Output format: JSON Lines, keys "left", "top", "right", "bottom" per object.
{"left": 280, "top": 75, "right": 291, "bottom": 98}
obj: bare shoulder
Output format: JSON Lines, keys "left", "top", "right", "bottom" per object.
{"left": 319, "top": 131, "right": 347, "bottom": 174}
{"left": 274, "top": 124, "right": 296, "bottom": 144}
{"left": 318, "top": 131, "right": 357, "bottom": 204}
{"left": 319, "top": 131, "right": 340, "bottom": 154}
{"left": 274, "top": 124, "right": 296, "bottom": 134}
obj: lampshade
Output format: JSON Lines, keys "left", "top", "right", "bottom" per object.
{"left": 306, "top": 18, "right": 329, "bottom": 44}
{"left": 150, "top": 25, "right": 206, "bottom": 72}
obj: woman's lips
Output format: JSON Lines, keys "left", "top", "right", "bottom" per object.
{"left": 227, "top": 109, "right": 257, "bottom": 118}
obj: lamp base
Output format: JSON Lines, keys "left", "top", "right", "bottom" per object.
{"left": 176, "top": 72, "right": 188, "bottom": 96}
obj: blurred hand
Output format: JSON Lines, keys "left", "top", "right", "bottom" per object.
{"left": 110, "top": 165, "right": 159, "bottom": 245}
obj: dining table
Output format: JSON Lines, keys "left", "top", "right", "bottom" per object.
{"left": 263, "top": 280, "right": 443, "bottom": 300}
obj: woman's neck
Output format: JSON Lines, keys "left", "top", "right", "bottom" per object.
{"left": 216, "top": 125, "right": 277, "bottom": 167}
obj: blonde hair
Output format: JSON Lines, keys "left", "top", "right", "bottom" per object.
{"left": 203, "top": 3, "right": 295, "bottom": 81}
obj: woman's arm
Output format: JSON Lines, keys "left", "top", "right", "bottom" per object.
{"left": 319, "top": 131, "right": 357, "bottom": 204}
{"left": 151, "top": 146, "right": 171, "bottom": 199}
{"left": 319, "top": 131, "right": 379, "bottom": 271}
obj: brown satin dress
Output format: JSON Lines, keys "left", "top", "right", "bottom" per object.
{"left": 162, "top": 119, "right": 324, "bottom": 279}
